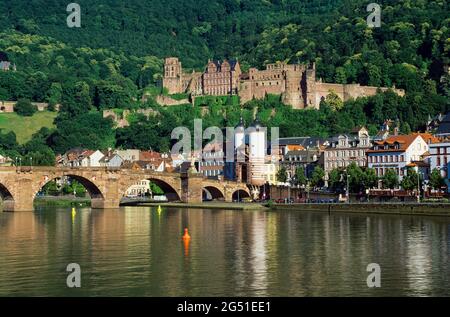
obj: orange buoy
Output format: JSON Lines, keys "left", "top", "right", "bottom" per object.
{"left": 182, "top": 228, "right": 191, "bottom": 240}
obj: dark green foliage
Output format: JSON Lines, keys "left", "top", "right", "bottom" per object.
{"left": 400, "top": 169, "right": 421, "bottom": 191}
{"left": 14, "top": 99, "right": 37, "bottom": 116}
{"left": 276, "top": 166, "right": 288, "bottom": 183}
{"left": 294, "top": 166, "right": 307, "bottom": 186}
{"left": 429, "top": 168, "right": 445, "bottom": 190}
{"left": 310, "top": 166, "right": 325, "bottom": 188}
{"left": 50, "top": 112, "right": 116, "bottom": 153}
{"left": 0, "top": 0, "right": 449, "bottom": 161}
{"left": 382, "top": 169, "right": 399, "bottom": 189}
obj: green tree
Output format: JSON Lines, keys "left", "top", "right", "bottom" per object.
{"left": 42, "top": 180, "right": 59, "bottom": 196}
{"left": 429, "top": 168, "right": 445, "bottom": 191}
{"left": 295, "top": 166, "right": 307, "bottom": 186}
{"left": 347, "top": 162, "right": 365, "bottom": 193}
{"left": 14, "top": 99, "right": 37, "bottom": 116}
{"left": 328, "top": 168, "right": 344, "bottom": 191}
{"left": 364, "top": 168, "right": 378, "bottom": 189}
{"left": 276, "top": 166, "right": 288, "bottom": 183}
{"left": 400, "top": 169, "right": 420, "bottom": 191}
{"left": 323, "top": 91, "right": 344, "bottom": 111}
{"left": 310, "top": 166, "right": 325, "bottom": 187}
{"left": 51, "top": 112, "right": 115, "bottom": 154}
{"left": 150, "top": 182, "right": 164, "bottom": 195}
{"left": 382, "top": 169, "right": 399, "bottom": 189}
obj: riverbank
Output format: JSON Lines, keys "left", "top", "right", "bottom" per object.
{"left": 34, "top": 196, "right": 91, "bottom": 207}
{"left": 142, "top": 202, "right": 268, "bottom": 210}
{"left": 270, "top": 203, "right": 450, "bottom": 217}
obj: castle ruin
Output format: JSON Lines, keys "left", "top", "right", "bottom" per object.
{"left": 162, "top": 57, "right": 405, "bottom": 109}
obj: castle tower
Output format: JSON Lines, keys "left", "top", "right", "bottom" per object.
{"left": 304, "top": 62, "right": 317, "bottom": 109}
{"left": 248, "top": 116, "right": 266, "bottom": 186}
{"left": 162, "top": 57, "right": 183, "bottom": 94}
{"left": 282, "top": 64, "right": 303, "bottom": 109}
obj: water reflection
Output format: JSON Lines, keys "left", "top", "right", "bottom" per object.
{"left": 0, "top": 207, "right": 449, "bottom": 296}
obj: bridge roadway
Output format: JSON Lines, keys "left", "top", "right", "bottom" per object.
{"left": 0, "top": 166, "right": 251, "bottom": 211}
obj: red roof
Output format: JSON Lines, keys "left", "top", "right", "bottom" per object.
{"left": 139, "top": 151, "right": 161, "bottom": 161}
{"left": 367, "top": 133, "right": 438, "bottom": 153}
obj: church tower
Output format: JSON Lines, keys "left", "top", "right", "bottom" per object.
{"left": 248, "top": 116, "right": 266, "bottom": 186}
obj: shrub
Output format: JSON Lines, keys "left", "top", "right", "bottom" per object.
{"left": 15, "top": 99, "right": 37, "bottom": 116}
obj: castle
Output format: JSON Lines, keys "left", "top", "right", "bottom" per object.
{"left": 162, "top": 57, "right": 405, "bottom": 109}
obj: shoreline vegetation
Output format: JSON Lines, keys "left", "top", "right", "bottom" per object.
{"left": 34, "top": 196, "right": 91, "bottom": 207}
{"left": 2, "top": 199, "right": 449, "bottom": 217}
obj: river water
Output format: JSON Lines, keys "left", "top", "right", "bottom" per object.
{"left": 0, "top": 206, "right": 449, "bottom": 296}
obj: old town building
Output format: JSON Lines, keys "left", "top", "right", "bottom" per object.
{"left": 324, "top": 127, "right": 371, "bottom": 175}
{"left": 366, "top": 133, "right": 438, "bottom": 181}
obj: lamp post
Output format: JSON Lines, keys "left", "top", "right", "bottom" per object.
{"left": 306, "top": 181, "right": 310, "bottom": 203}
{"left": 346, "top": 172, "right": 350, "bottom": 204}
{"left": 417, "top": 171, "right": 422, "bottom": 203}
{"left": 287, "top": 175, "right": 292, "bottom": 204}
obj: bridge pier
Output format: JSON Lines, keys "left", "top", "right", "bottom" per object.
{"left": 91, "top": 198, "right": 121, "bottom": 209}
{"left": 2, "top": 176, "right": 35, "bottom": 211}
{"left": 180, "top": 173, "right": 203, "bottom": 203}
{"left": 224, "top": 188, "right": 234, "bottom": 202}
{"left": 2, "top": 197, "right": 34, "bottom": 212}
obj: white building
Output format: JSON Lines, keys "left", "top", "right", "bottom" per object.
{"left": 80, "top": 150, "right": 104, "bottom": 167}
{"left": 125, "top": 180, "right": 151, "bottom": 197}
{"left": 367, "top": 133, "right": 438, "bottom": 181}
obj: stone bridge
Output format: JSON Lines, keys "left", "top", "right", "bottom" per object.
{"left": 0, "top": 167, "right": 251, "bottom": 211}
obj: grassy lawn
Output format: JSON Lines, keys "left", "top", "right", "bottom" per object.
{"left": 0, "top": 111, "right": 57, "bottom": 144}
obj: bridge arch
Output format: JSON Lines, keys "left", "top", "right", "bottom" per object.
{"left": 33, "top": 174, "right": 104, "bottom": 200}
{"left": 232, "top": 189, "right": 251, "bottom": 201}
{"left": 0, "top": 182, "right": 14, "bottom": 200}
{"left": 202, "top": 186, "right": 225, "bottom": 201}
{"left": 123, "top": 176, "right": 181, "bottom": 202}
{"left": 0, "top": 182, "right": 15, "bottom": 211}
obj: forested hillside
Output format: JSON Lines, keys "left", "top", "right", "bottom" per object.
{"left": 0, "top": 0, "right": 449, "bottom": 164}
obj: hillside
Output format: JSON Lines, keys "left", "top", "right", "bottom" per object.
{"left": 0, "top": 0, "right": 448, "bottom": 163}
{"left": 0, "top": 112, "right": 57, "bottom": 144}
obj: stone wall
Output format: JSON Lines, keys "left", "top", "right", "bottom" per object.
{"left": 155, "top": 95, "right": 190, "bottom": 106}
{"left": 314, "top": 82, "right": 405, "bottom": 106}
{"left": 0, "top": 101, "right": 60, "bottom": 113}
{"left": 103, "top": 109, "right": 158, "bottom": 128}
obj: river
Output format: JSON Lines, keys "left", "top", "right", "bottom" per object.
{"left": 0, "top": 206, "right": 449, "bottom": 296}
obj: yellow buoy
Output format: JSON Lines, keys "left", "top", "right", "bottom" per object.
{"left": 71, "top": 207, "right": 76, "bottom": 222}
{"left": 157, "top": 205, "right": 162, "bottom": 213}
